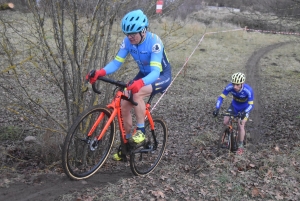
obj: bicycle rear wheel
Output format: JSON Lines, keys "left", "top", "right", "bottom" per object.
{"left": 130, "top": 118, "right": 167, "bottom": 176}
{"left": 62, "top": 106, "right": 115, "bottom": 180}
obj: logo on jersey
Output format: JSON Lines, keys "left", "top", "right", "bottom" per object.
{"left": 152, "top": 43, "right": 161, "bottom": 53}
{"left": 120, "top": 40, "right": 125, "bottom": 49}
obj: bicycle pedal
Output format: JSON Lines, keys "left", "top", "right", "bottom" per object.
{"left": 120, "top": 156, "right": 128, "bottom": 162}
{"left": 129, "top": 141, "right": 146, "bottom": 148}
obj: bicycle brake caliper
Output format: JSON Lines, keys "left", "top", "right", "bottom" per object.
{"left": 90, "top": 137, "right": 99, "bottom": 151}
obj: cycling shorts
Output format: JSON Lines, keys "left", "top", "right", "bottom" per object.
{"left": 226, "top": 104, "right": 250, "bottom": 119}
{"left": 133, "top": 65, "right": 172, "bottom": 95}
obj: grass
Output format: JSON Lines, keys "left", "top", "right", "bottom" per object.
{"left": 0, "top": 126, "right": 22, "bottom": 140}
{"left": 1, "top": 7, "right": 300, "bottom": 201}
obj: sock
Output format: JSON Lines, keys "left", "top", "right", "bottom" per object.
{"left": 238, "top": 141, "right": 244, "bottom": 148}
{"left": 136, "top": 123, "right": 145, "bottom": 133}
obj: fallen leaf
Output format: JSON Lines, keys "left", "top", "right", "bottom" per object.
{"left": 252, "top": 187, "right": 260, "bottom": 197}
{"left": 266, "top": 169, "right": 273, "bottom": 178}
{"left": 230, "top": 170, "right": 237, "bottom": 176}
{"left": 275, "top": 193, "right": 283, "bottom": 200}
{"left": 277, "top": 167, "right": 284, "bottom": 173}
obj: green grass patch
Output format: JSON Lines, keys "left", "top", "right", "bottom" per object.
{"left": 0, "top": 126, "right": 22, "bottom": 140}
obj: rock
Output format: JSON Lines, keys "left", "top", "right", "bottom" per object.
{"left": 24, "top": 136, "right": 37, "bottom": 143}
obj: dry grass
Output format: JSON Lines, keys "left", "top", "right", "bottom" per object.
{"left": 1, "top": 8, "right": 300, "bottom": 201}
{"left": 54, "top": 12, "right": 300, "bottom": 201}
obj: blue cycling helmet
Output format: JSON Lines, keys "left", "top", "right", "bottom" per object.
{"left": 121, "top": 10, "right": 148, "bottom": 34}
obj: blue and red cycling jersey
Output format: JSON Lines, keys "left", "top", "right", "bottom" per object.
{"left": 215, "top": 83, "right": 254, "bottom": 114}
{"left": 103, "top": 31, "right": 172, "bottom": 94}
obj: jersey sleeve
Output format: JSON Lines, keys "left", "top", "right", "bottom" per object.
{"left": 103, "top": 39, "right": 128, "bottom": 74}
{"left": 142, "top": 35, "right": 163, "bottom": 85}
{"left": 215, "top": 84, "right": 231, "bottom": 109}
{"left": 244, "top": 86, "right": 254, "bottom": 113}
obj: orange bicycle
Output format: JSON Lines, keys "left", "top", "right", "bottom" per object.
{"left": 62, "top": 74, "right": 167, "bottom": 180}
{"left": 217, "top": 112, "right": 247, "bottom": 155}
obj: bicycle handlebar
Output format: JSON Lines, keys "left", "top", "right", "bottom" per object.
{"left": 220, "top": 113, "right": 242, "bottom": 118}
{"left": 220, "top": 113, "right": 244, "bottom": 125}
{"left": 91, "top": 76, "right": 138, "bottom": 106}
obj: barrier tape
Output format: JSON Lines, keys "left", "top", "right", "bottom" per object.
{"left": 150, "top": 27, "right": 299, "bottom": 112}
{"left": 151, "top": 28, "right": 244, "bottom": 112}
{"left": 246, "top": 28, "right": 300, "bottom": 36}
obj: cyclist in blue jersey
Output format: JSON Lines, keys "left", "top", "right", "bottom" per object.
{"left": 213, "top": 72, "right": 254, "bottom": 155}
{"left": 86, "top": 10, "right": 172, "bottom": 160}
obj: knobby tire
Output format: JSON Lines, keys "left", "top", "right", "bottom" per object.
{"left": 217, "top": 126, "right": 230, "bottom": 156}
{"left": 62, "top": 106, "right": 115, "bottom": 180}
{"left": 130, "top": 118, "right": 167, "bottom": 176}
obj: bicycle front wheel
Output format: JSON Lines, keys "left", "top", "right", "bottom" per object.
{"left": 217, "top": 126, "right": 230, "bottom": 156}
{"left": 230, "top": 129, "right": 239, "bottom": 152}
{"left": 130, "top": 118, "right": 167, "bottom": 176}
{"left": 62, "top": 106, "right": 115, "bottom": 180}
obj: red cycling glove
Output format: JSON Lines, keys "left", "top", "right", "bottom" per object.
{"left": 127, "top": 79, "right": 145, "bottom": 94}
{"left": 85, "top": 69, "right": 106, "bottom": 84}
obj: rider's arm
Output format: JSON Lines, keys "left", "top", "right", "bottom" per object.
{"left": 216, "top": 84, "right": 231, "bottom": 109}
{"left": 103, "top": 40, "right": 129, "bottom": 74}
{"left": 141, "top": 66, "right": 160, "bottom": 85}
{"left": 141, "top": 34, "right": 164, "bottom": 85}
{"left": 244, "top": 85, "right": 254, "bottom": 113}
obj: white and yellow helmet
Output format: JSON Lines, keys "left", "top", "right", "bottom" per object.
{"left": 231, "top": 72, "right": 245, "bottom": 84}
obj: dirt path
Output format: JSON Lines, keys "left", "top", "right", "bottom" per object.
{"left": 244, "top": 42, "right": 291, "bottom": 144}
{"left": 0, "top": 42, "right": 291, "bottom": 201}
{"left": 0, "top": 169, "right": 132, "bottom": 201}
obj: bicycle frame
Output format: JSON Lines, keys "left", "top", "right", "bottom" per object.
{"left": 219, "top": 113, "right": 242, "bottom": 152}
{"left": 62, "top": 75, "right": 168, "bottom": 179}
{"left": 87, "top": 85, "right": 155, "bottom": 145}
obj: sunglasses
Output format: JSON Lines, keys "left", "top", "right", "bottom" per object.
{"left": 124, "top": 32, "right": 139, "bottom": 37}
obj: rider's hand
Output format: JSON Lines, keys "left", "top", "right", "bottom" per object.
{"left": 213, "top": 109, "right": 219, "bottom": 117}
{"left": 240, "top": 111, "right": 246, "bottom": 120}
{"left": 85, "top": 69, "right": 106, "bottom": 84}
{"left": 127, "top": 79, "right": 145, "bottom": 94}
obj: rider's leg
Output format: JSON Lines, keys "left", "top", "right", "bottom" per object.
{"left": 121, "top": 99, "right": 133, "bottom": 135}
{"left": 223, "top": 116, "right": 230, "bottom": 126}
{"left": 121, "top": 85, "right": 152, "bottom": 135}
{"left": 132, "top": 85, "right": 152, "bottom": 129}
{"left": 238, "top": 118, "right": 247, "bottom": 144}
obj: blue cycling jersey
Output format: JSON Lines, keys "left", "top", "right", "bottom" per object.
{"left": 216, "top": 83, "right": 254, "bottom": 113}
{"left": 103, "top": 32, "right": 171, "bottom": 86}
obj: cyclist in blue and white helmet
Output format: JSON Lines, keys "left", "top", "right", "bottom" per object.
{"left": 121, "top": 9, "right": 148, "bottom": 44}
{"left": 213, "top": 72, "right": 254, "bottom": 155}
{"left": 86, "top": 10, "right": 172, "bottom": 161}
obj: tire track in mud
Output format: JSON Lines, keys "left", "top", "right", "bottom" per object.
{"left": 0, "top": 42, "right": 293, "bottom": 201}
{"left": 0, "top": 170, "right": 132, "bottom": 201}
{"left": 244, "top": 42, "right": 292, "bottom": 144}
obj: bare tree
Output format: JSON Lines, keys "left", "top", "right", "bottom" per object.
{"left": 0, "top": 0, "right": 194, "bottom": 163}
{"left": 0, "top": 0, "right": 135, "bottom": 158}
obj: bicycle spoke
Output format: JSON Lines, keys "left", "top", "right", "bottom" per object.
{"left": 62, "top": 106, "right": 115, "bottom": 180}
{"left": 130, "top": 118, "right": 167, "bottom": 176}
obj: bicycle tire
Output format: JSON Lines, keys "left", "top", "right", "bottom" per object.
{"left": 230, "top": 129, "right": 238, "bottom": 152}
{"left": 62, "top": 106, "right": 115, "bottom": 180}
{"left": 130, "top": 118, "right": 167, "bottom": 176}
{"left": 217, "top": 126, "right": 230, "bottom": 155}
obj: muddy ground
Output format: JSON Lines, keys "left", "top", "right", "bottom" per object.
{"left": 0, "top": 42, "right": 299, "bottom": 201}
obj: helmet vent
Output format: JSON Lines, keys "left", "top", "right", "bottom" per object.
{"left": 130, "top": 25, "right": 135, "bottom": 31}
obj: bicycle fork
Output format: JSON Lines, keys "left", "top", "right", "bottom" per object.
{"left": 81, "top": 110, "right": 117, "bottom": 151}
